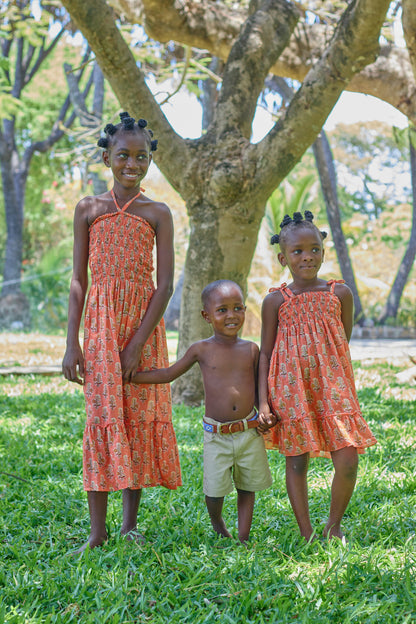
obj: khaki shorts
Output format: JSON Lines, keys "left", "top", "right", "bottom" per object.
{"left": 203, "top": 414, "right": 272, "bottom": 498}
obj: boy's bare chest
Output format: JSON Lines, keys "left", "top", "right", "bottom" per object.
{"left": 201, "top": 346, "right": 253, "bottom": 376}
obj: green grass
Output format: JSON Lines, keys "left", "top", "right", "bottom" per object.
{"left": 0, "top": 372, "right": 415, "bottom": 623}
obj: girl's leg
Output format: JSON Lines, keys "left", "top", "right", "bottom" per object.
{"left": 121, "top": 488, "right": 143, "bottom": 541}
{"left": 236, "top": 489, "right": 255, "bottom": 543}
{"left": 205, "top": 496, "right": 232, "bottom": 538}
{"left": 286, "top": 453, "right": 314, "bottom": 540}
{"left": 324, "top": 446, "right": 358, "bottom": 539}
{"left": 74, "top": 491, "right": 108, "bottom": 553}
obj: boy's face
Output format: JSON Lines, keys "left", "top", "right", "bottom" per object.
{"left": 201, "top": 284, "right": 246, "bottom": 338}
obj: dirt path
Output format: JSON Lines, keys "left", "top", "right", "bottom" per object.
{"left": 1, "top": 333, "right": 415, "bottom": 368}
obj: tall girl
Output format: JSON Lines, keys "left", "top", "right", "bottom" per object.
{"left": 63, "top": 112, "right": 181, "bottom": 551}
{"left": 258, "top": 211, "right": 376, "bottom": 541}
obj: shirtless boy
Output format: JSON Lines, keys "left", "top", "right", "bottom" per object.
{"left": 132, "top": 279, "right": 276, "bottom": 543}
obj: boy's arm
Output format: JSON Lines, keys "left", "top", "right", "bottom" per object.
{"left": 258, "top": 292, "right": 281, "bottom": 424}
{"left": 336, "top": 283, "right": 354, "bottom": 342}
{"left": 131, "top": 343, "right": 200, "bottom": 385}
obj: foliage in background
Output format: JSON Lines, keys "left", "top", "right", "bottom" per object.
{"left": 0, "top": 368, "right": 415, "bottom": 623}
{"left": 329, "top": 121, "right": 410, "bottom": 219}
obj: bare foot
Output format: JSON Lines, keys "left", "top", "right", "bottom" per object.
{"left": 323, "top": 524, "right": 345, "bottom": 540}
{"left": 211, "top": 518, "right": 232, "bottom": 539}
{"left": 69, "top": 534, "right": 107, "bottom": 555}
{"left": 122, "top": 529, "right": 146, "bottom": 545}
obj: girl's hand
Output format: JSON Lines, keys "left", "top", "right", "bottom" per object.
{"left": 62, "top": 344, "right": 85, "bottom": 385}
{"left": 120, "top": 342, "right": 143, "bottom": 383}
{"left": 258, "top": 407, "right": 279, "bottom": 432}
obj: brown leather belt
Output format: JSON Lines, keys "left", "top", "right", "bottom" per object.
{"left": 203, "top": 412, "right": 258, "bottom": 434}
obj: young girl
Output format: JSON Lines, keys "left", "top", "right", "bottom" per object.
{"left": 258, "top": 211, "right": 376, "bottom": 541}
{"left": 62, "top": 112, "right": 181, "bottom": 552}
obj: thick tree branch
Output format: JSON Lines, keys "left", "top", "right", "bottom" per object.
{"left": 402, "top": 0, "right": 416, "bottom": 83}
{"left": 60, "top": 0, "right": 191, "bottom": 190}
{"left": 252, "top": 0, "right": 392, "bottom": 199}
{"left": 109, "top": 0, "right": 416, "bottom": 124}
{"left": 214, "top": 0, "right": 299, "bottom": 138}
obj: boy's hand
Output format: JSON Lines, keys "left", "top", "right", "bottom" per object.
{"left": 120, "top": 342, "right": 143, "bottom": 383}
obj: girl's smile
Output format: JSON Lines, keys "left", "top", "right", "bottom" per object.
{"left": 103, "top": 132, "right": 152, "bottom": 189}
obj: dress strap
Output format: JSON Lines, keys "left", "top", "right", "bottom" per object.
{"left": 110, "top": 188, "right": 141, "bottom": 213}
{"left": 269, "top": 283, "right": 293, "bottom": 300}
{"left": 327, "top": 279, "right": 345, "bottom": 293}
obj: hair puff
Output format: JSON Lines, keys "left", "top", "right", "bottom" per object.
{"left": 280, "top": 214, "right": 293, "bottom": 228}
{"left": 293, "top": 212, "right": 303, "bottom": 224}
{"left": 104, "top": 123, "right": 117, "bottom": 136}
{"left": 137, "top": 118, "right": 148, "bottom": 128}
{"left": 270, "top": 234, "right": 280, "bottom": 245}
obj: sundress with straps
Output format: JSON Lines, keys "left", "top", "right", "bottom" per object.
{"left": 82, "top": 190, "right": 182, "bottom": 491}
{"left": 264, "top": 280, "right": 377, "bottom": 457}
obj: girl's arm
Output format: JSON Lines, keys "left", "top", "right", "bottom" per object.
{"left": 131, "top": 343, "right": 200, "bottom": 385}
{"left": 121, "top": 203, "right": 174, "bottom": 382}
{"left": 336, "top": 283, "right": 354, "bottom": 342}
{"left": 62, "top": 199, "right": 90, "bottom": 384}
{"left": 258, "top": 292, "right": 281, "bottom": 423}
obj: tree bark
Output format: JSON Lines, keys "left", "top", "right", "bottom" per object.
{"left": 110, "top": 0, "right": 416, "bottom": 124}
{"left": 312, "top": 131, "right": 364, "bottom": 323}
{"left": 378, "top": 128, "right": 416, "bottom": 323}
{"left": 62, "top": 0, "right": 391, "bottom": 403}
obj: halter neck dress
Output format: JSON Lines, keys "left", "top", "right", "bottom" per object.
{"left": 264, "top": 281, "right": 377, "bottom": 457}
{"left": 82, "top": 191, "right": 181, "bottom": 491}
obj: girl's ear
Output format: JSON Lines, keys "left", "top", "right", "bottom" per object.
{"left": 102, "top": 150, "right": 111, "bottom": 168}
{"left": 201, "top": 310, "right": 211, "bottom": 324}
{"left": 278, "top": 252, "right": 287, "bottom": 267}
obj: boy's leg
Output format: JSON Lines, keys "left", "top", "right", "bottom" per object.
{"left": 285, "top": 453, "right": 314, "bottom": 541}
{"left": 121, "top": 488, "right": 143, "bottom": 542}
{"left": 324, "top": 446, "right": 358, "bottom": 539}
{"left": 236, "top": 489, "right": 255, "bottom": 543}
{"left": 73, "top": 491, "right": 108, "bottom": 553}
{"left": 205, "top": 496, "right": 232, "bottom": 538}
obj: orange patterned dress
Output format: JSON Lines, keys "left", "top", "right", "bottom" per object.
{"left": 82, "top": 196, "right": 182, "bottom": 491}
{"left": 264, "top": 281, "right": 377, "bottom": 457}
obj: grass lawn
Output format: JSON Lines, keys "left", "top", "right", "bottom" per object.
{"left": 0, "top": 364, "right": 415, "bottom": 623}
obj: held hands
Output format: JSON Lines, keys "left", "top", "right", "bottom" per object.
{"left": 62, "top": 343, "right": 85, "bottom": 385}
{"left": 120, "top": 341, "right": 143, "bottom": 383}
{"left": 258, "top": 404, "right": 280, "bottom": 433}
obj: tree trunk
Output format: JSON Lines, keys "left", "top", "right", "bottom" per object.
{"left": 378, "top": 128, "right": 416, "bottom": 323}
{"left": 172, "top": 195, "right": 265, "bottom": 404}
{"left": 312, "top": 131, "right": 364, "bottom": 323}
{"left": 1, "top": 119, "right": 25, "bottom": 296}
